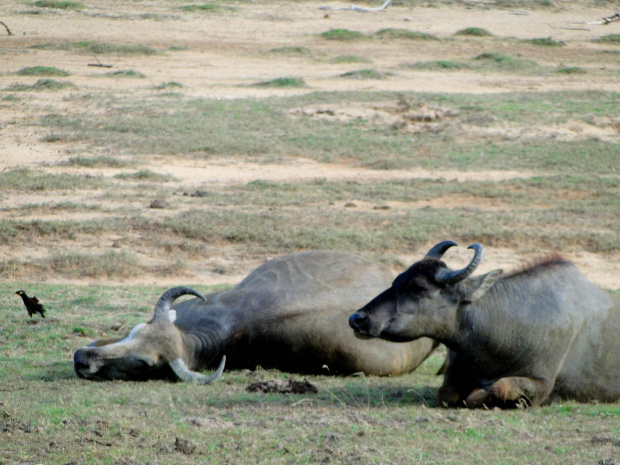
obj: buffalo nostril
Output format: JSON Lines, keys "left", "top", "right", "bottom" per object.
{"left": 349, "top": 313, "right": 368, "bottom": 330}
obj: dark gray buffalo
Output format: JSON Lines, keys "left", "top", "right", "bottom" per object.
{"left": 349, "top": 241, "right": 620, "bottom": 408}
{"left": 74, "top": 251, "right": 439, "bottom": 383}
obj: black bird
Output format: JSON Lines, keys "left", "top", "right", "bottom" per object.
{"left": 15, "top": 290, "right": 46, "bottom": 318}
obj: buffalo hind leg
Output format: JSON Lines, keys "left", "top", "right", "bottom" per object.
{"left": 465, "top": 377, "right": 553, "bottom": 409}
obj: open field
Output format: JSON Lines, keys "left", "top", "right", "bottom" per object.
{"left": 1, "top": 0, "right": 619, "bottom": 463}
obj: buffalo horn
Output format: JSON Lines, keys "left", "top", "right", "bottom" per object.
{"left": 434, "top": 243, "right": 483, "bottom": 284}
{"left": 425, "top": 240, "right": 458, "bottom": 259}
{"left": 153, "top": 286, "right": 208, "bottom": 320}
{"left": 169, "top": 356, "right": 226, "bottom": 385}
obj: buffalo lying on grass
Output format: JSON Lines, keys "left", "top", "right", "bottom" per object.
{"left": 349, "top": 241, "right": 620, "bottom": 408}
{"left": 74, "top": 250, "right": 439, "bottom": 383}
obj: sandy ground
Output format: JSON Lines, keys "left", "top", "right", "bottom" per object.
{"left": 0, "top": 0, "right": 618, "bottom": 288}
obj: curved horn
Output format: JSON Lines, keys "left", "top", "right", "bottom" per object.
{"left": 434, "top": 243, "right": 483, "bottom": 285}
{"left": 169, "top": 356, "right": 226, "bottom": 385}
{"left": 425, "top": 240, "right": 458, "bottom": 259}
{"left": 153, "top": 286, "right": 208, "bottom": 320}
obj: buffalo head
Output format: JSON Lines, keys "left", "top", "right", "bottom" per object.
{"left": 349, "top": 241, "right": 502, "bottom": 343}
{"left": 73, "top": 287, "right": 225, "bottom": 384}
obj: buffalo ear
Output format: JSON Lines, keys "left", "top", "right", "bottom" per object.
{"left": 460, "top": 269, "right": 502, "bottom": 303}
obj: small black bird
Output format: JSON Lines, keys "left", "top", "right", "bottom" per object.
{"left": 15, "top": 290, "right": 46, "bottom": 318}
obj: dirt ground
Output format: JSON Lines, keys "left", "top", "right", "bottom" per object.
{"left": 1, "top": 0, "right": 619, "bottom": 288}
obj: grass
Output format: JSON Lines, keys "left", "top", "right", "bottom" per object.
{"left": 593, "top": 34, "right": 620, "bottom": 44}
{"left": 268, "top": 46, "right": 313, "bottom": 57}
{"left": 63, "top": 156, "right": 133, "bottom": 168}
{"left": 0, "top": 168, "right": 105, "bottom": 191}
{"left": 103, "top": 69, "right": 146, "bottom": 78}
{"left": 31, "top": 41, "right": 158, "bottom": 56}
{"left": 400, "top": 60, "right": 469, "bottom": 70}
{"left": 556, "top": 66, "right": 586, "bottom": 74}
{"left": 320, "top": 28, "right": 364, "bottom": 41}
{"left": 455, "top": 27, "right": 493, "bottom": 37}
{"left": 155, "top": 81, "right": 183, "bottom": 89}
{"left": 375, "top": 28, "right": 438, "bottom": 40}
{"left": 33, "top": 0, "right": 84, "bottom": 9}
{"left": 6, "top": 79, "right": 74, "bottom": 91}
{"left": 1, "top": 281, "right": 620, "bottom": 464}
{"left": 114, "top": 169, "right": 175, "bottom": 182}
{"left": 16, "top": 66, "right": 70, "bottom": 76}
{"left": 473, "top": 52, "right": 540, "bottom": 72}
{"left": 328, "top": 55, "right": 372, "bottom": 64}
{"left": 339, "top": 69, "right": 388, "bottom": 79}
{"left": 524, "top": 37, "right": 565, "bottom": 47}
{"left": 252, "top": 77, "right": 306, "bottom": 88}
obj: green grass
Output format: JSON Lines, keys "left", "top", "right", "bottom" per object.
{"left": 376, "top": 28, "right": 438, "bottom": 40}
{"left": 155, "top": 81, "right": 184, "bottom": 89}
{"left": 268, "top": 46, "right": 313, "bottom": 57}
{"left": 556, "top": 66, "right": 586, "bottom": 74}
{"left": 179, "top": 3, "right": 223, "bottom": 12}
{"left": 328, "top": 55, "right": 372, "bottom": 64}
{"left": 114, "top": 169, "right": 175, "bottom": 182}
{"left": 64, "top": 156, "right": 133, "bottom": 168}
{"left": 16, "top": 66, "right": 70, "bottom": 77}
{"left": 473, "top": 52, "right": 540, "bottom": 72}
{"left": 33, "top": 0, "right": 84, "bottom": 9}
{"left": 524, "top": 37, "right": 565, "bottom": 46}
{"left": 339, "top": 69, "right": 388, "bottom": 79}
{"left": 455, "top": 27, "right": 493, "bottom": 37}
{"left": 0, "top": 168, "right": 105, "bottom": 191}
{"left": 320, "top": 28, "right": 364, "bottom": 41}
{"left": 1, "top": 281, "right": 619, "bottom": 464}
{"left": 104, "top": 69, "right": 146, "bottom": 78}
{"left": 252, "top": 77, "right": 306, "bottom": 88}
{"left": 401, "top": 60, "right": 469, "bottom": 70}
{"left": 6, "top": 79, "right": 74, "bottom": 91}
{"left": 31, "top": 41, "right": 158, "bottom": 56}
{"left": 35, "top": 90, "right": 619, "bottom": 174}
{"left": 593, "top": 34, "right": 620, "bottom": 44}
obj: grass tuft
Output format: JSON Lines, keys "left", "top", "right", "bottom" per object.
{"left": 252, "top": 77, "right": 306, "bottom": 88}
{"left": 179, "top": 3, "right": 220, "bottom": 12}
{"left": 155, "top": 81, "right": 183, "bottom": 89}
{"left": 16, "top": 66, "right": 70, "bottom": 77}
{"left": 6, "top": 79, "right": 74, "bottom": 92}
{"left": 321, "top": 28, "right": 364, "bottom": 41}
{"left": 556, "top": 66, "right": 586, "bottom": 74}
{"left": 339, "top": 69, "right": 388, "bottom": 79}
{"left": 33, "top": 0, "right": 84, "bottom": 9}
{"left": 524, "top": 37, "right": 564, "bottom": 47}
{"left": 455, "top": 27, "right": 493, "bottom": 37}
{"left": 593, "top": 34, "right": 620, "bottom": 44}
{"left": 64, "top": 156, "right": 132, "bottom": 168}
{"left": 402, "top": 60, "right": 469, "bottom": 70}
{"left": 328, "top": 55, "right": 372, "bottom": 64}
{"left": 376, "top": 29, "right": 437, "bottom": 40}
{"left": 114, "top": 170, "right": 174, "bottom": 182}
{"left": 31, "top": 41, "right": 158, "bottom": 56}
{"left": 268, "top": 46, "right": 313, "bottom": 57}
{"left": 104, "top": 69, "right": 146, "bottom": 78}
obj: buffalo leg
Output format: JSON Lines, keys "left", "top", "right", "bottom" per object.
{"left": 465, "top": 377, "right": 553, "bottom": 409}
{"left": 437, "top": 351, "right": 479, "bottom": 407}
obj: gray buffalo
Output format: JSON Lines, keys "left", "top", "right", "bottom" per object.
{"left": 349, "top": 241, "right": 620, "bottom": 408}
{"left": 74, "top": 250, "right": 439, "bottom": 383}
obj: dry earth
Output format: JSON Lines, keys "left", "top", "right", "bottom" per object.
{"left": 1, "top": 0, "right": 619, "bottom": 288}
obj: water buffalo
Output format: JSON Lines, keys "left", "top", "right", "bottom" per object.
{"left": 349, "top": 241, "right": 620, "bottom": 408}
{"left": 74, "top": 250, "right": 439, "bottom": 383}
